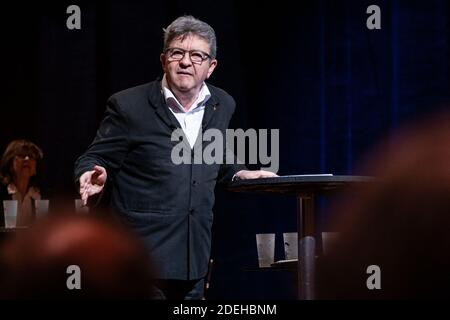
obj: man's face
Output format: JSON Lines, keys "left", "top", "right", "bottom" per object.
{"left": 160, "top": 34, "right": 217, "bottom": 95}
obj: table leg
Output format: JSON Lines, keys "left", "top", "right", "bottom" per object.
{"left": 297, "top": 194, "right": 315, "bottom": 300}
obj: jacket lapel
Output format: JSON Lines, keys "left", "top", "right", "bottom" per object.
{"left": 147, "top": 81, "right": 181, "bottom": 131}
{"left": 201, "top": 92, "right": 219, "bottom": 131}
{"left": 147, "top": 80, "right": 220, "bottom": 153}
{"left": 192, "top": 91, "right": 219, "bottom": 152}
{"left": 147, "top": 80, "right": 192, "bottom": 152}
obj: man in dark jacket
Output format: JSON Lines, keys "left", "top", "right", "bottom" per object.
{"left": 74, "top": 15, "right": 276, "bottom": 299}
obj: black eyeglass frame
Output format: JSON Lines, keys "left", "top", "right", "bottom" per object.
{"left": 164, "top": 47, "right": 212, "bottom": 64}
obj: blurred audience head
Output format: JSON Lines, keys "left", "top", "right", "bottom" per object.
{"left": 0, "top": 212, "right": 155, "bottom": 299}
{"left": 318, "top": 111, "right": 450, "bottom": 299}
{"left": 0, "top": 139, "right": 43, "bottom": 187}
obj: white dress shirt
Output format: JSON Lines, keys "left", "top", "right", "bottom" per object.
{"left": 161, "top": 75, "right": 211, "bottom": 149}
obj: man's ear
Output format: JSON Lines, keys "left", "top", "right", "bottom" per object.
{"left": 160, "top": 53, "right": 167, "bottom": 72}
{"left": 206, "top": 59, "right": 217, "bottom": 79}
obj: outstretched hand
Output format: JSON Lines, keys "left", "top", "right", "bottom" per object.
{"left": 79, "top": 165, "right": 107, "bottom": 205}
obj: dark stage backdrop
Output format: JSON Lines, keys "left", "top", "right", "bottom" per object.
{"left": 1, "top": 0, "right": 449, "bottom": 299}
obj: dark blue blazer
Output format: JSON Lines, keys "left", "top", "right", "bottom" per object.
{"left": 74, "top": 80, "right": 244, "bottom": 280}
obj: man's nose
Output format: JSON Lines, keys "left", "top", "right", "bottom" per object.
{"left": 179, "top": 53, "right": 192, "bottom": 66}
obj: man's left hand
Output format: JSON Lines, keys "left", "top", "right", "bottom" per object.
{"left": 234, "top": 170, "right": 279, "bottom": 180}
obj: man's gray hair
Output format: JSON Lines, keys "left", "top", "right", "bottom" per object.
{"left": 163, "top": 15, "right": 217, "bottom": 59}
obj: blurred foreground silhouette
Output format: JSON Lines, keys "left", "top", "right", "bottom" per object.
{"left": 318, "top": 112, "right": 450, "bottom": 299}
{"left": 0, "top": 212, "right": 155, "bottom": 299}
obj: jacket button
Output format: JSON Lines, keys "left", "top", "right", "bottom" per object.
{"left": 192, "top": 180, "right": 197, "bottom": 186}
{"left": 189, "top": 208, "right": 194, "bottom": 215}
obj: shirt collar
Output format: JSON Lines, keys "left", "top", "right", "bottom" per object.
{"left": 7, "top": 183, "right": 40, "bottom": 200}
{"left": 161, "top": 74, "right": 211, "bottom": 113}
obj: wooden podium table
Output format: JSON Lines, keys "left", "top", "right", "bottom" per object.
{"left": 228, "top": 174, "right": 374, "bottom": 300}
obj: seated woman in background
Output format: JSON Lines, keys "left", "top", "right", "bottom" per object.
{"left": 0, "top": 140, "right": 44, "bottom": 227}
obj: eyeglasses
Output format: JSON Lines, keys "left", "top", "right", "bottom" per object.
{"left": 15, "top": 153, "right": 36, "bottom": 160}
{"left": 165, "top": 47, "right": 211, "bottom": 64}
